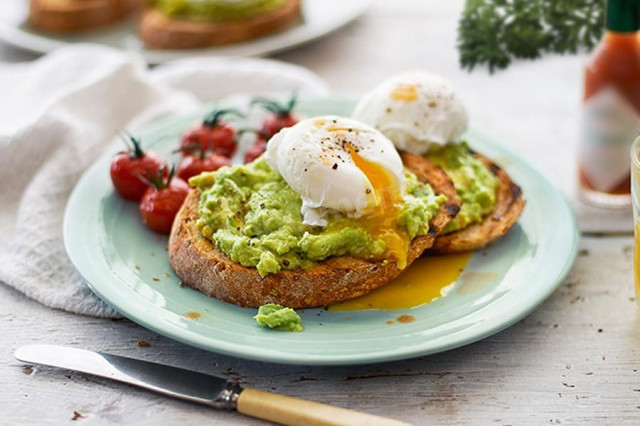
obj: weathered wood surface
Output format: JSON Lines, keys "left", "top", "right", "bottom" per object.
{"left": 2, "top": 1, "right": 640, "bottom": 424}
{"left": 2, "top": 237, "right": 638, "bottom": 425}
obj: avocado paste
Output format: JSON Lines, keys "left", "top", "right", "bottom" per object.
{"left": 152, "top": 0, "right": 288, "bottom": 21}
{"left": 254, "top": 303, "right": 303, "bottom": 332}
{"left": 426, "top": 142, "right": 498, "bottom": 234}
{"left": 190, "top": 158, "right": 445, "bottom": 276}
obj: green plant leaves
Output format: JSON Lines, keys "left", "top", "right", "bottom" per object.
{"left": 458, "top": 0, "right": 605, "bottom": 72}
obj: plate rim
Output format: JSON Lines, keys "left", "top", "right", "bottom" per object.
{"left": 63, "top": 96, "right": 579, "bottom": 365}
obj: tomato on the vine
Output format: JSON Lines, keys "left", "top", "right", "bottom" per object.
{"left": 251, "top": 95, "right": 299, "bottom": 138}
{"left": 110, "top": 134, "right": 164, "bottom": 201}
{"left": 244, "top": 135, "right": 268, "bottom": 164}
{"left": 261, "top": 113, "right": 299, "bottom": 138}
{"left": 139, "top": 166, "right": 190, "bottom": 235}
{"left": 177, "top": 145, "right": 232, "bottom": 181}
{"left": 180, "top": 109, "right": 243, "bottom": 158}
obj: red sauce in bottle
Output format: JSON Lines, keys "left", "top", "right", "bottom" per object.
{"left": 578, "top": 0, "right": 640, "bottom": 207}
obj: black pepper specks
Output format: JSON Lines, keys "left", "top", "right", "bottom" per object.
{"left": 332, "top": 163, "right": 338, "bottom": 170}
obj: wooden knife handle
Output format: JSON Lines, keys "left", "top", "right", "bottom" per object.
{"left": 236, "top": 388, "right": 410, "bottom": 426}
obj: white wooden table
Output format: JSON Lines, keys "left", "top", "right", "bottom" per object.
{"left": 2, "top": 1, "right": 639, "bottom": 424}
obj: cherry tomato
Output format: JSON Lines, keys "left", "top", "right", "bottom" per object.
{"left": 177, "top": 152, "right": 231, "bottom": 181}
{"left": 244, "top": 139, "right": 267, "bottom": 164}
{"left": 110, "top": 135, "right": 164, "bottom": 201}
{"left": 251, "top": 95, "right": 299, "bottom": 137}
{"left": 180, "top": 109, "right": 242, "bottom": 158}
{"left": 139, "top": 168, "right": 190, "bottom": 235}
{"left": 262, "top": 114, "right": 299, "bottom": 138}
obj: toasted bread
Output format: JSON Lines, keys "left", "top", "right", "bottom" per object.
{"left": 140, "top": 0, "right": 301, "bottom": 49}
{"left": 430, "top": 153, "right": 525, "bottom": 254}
{"left": 168, "top": 152, "right": 460, "bottom": 308}
{"left": 28, "top": 0, "right": 140, "bottom": 33}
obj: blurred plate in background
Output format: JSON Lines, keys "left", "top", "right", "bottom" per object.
{"left": 0, "top": 0, "right": 373, "bottom": 63}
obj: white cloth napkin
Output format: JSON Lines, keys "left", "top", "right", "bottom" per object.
{"left": 0, "top": 45, "right": 328, "bottom": 318}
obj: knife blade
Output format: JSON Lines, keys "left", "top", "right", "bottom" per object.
{"left": 14, "top": 344, "right": 240, "bottom": 408}
{"left": 15, "top": 344, "right": 409, "bottom": 426}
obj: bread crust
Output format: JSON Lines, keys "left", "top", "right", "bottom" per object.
{"left": 28, "top": 0, "right": 140, "bottom": 33}
{"left": 430, "top": 153, "right": 525, "bottom": 254}
{"left": 140, "top": 0, "right": 302, "bottom": 49}
{"left": 168, "top": 152, "right": 460, "bottom": 308}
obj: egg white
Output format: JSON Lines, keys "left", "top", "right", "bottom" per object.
{"left": 265, "top": 115, "right": 405, "bottom": 226}
{"left": 352, "top": 70, "right": 468, "bottom": 154}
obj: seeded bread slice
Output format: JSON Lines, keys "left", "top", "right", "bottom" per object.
{"left": 168, "top": 152, "right": 460, "bottom": 308}
{"left": 28, "top": 0, "right": 140, "bottom": 33}
{"left": 430, "top": 153, "right": 525, "bottom": 254}
{"left": 140, "top": 0, "right": 301, "bottom": 49}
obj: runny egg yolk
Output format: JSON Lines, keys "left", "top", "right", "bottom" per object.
{"left": 347, "top": 145, "right": 409, "bottom": 269}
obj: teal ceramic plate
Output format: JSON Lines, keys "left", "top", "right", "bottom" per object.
{"left": 64, "top": 96, "right": 578, "bottom": 365}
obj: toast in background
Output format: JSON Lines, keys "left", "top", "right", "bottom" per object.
{"left": 140, "top": 0, "right": 302, "bottom": 49}
{"left": 28, "top": 0, "right": 141, "bottom": 33}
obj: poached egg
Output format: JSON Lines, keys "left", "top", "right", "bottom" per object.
{"left": 265, "top": 115, "right": 410, "bottom": 268}
{"left": 352, "top": 70, "right": 468, "bottom": 154}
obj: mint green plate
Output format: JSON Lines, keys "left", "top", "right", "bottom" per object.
{"left": 64, "top": 96, "right": 578, "bottom": 365}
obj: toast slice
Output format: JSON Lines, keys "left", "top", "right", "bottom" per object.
{"left": 28, "top": 0, "right": 140, "bottom": 33}
{"left": 430, "top": 153, "right": 525, "bottom": 254}
{"left": 140, "top": 0, "right": 302, "bottom": 49}
{"left": 168, "top": 152, "right": 461, "bottom": 308}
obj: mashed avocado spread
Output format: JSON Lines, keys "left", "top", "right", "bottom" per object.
{"left": 254, "top": 304, "right": 303, "bottom": 332}
{"left": 190, "top": 158, "right": 445, "bottom": 277}
{"left": 426, "top": 142, "right": 498, "bottom": 234}
{"left": 152, "top": 0, "right": 288, "bottom": 21}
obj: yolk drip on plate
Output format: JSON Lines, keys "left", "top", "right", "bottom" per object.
{"left": 329, "top": 252, "right": 472, "bottom": 311}
{"left": 389, "top": 84, "right": 418, "bottom": 102}
{"left": 348, "top": 145, "right": 409, "bottom": 269}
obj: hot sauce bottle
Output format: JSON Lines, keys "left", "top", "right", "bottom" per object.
{"left": 579, "top": 0, "right": 640, "bottom": 208}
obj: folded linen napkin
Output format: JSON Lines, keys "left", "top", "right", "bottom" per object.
{"left": 0, "top": 45, "right": 328, "bottom": 318}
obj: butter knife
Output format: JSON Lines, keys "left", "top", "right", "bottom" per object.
{"left": 15, "top": 344, "right": 408, "bottom": 426}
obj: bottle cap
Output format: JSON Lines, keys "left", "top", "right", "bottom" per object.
{"left": 607, "top": 0, "right": 640, "bottom": 32}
